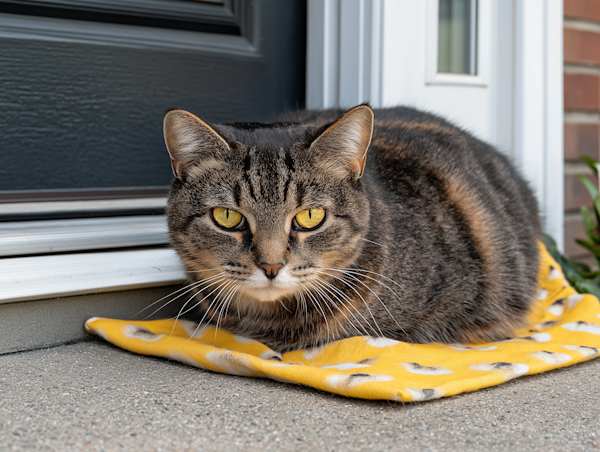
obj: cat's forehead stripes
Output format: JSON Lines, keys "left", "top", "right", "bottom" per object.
{"left": 240, "top": 147, "right": 296, "bottom": 206}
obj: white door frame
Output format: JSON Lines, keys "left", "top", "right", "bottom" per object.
{"left": 513, "top": 0, "right": 564, "bottom": 250}
{"left": 306, "top": 0, "right": 564, "bottom": 250}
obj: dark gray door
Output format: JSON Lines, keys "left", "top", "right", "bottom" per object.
{"left": 0, "top": 0, "right": 305, "bottom": 201}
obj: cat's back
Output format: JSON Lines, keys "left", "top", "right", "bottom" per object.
{"left": 367, "top": 107, "right": 540, "bottom": 233}
{"left": 372, "top": 107, "right": 541, "bottom": 343}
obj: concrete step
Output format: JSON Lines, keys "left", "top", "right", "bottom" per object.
{"left": 2, "top": 341, "right": 600, "bottom": 451}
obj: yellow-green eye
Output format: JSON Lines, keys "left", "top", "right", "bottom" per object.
{"left": 295, "top": 207, "right": 326, "bottom": 230}
{"left": 212, "top": 207, "right": 243, "bottom": 229}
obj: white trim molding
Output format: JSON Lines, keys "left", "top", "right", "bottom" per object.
{"left": 0, "top": 248, "right": 186, "bottom": 304}
{"left": 306, "top": 0, "right": 383, "bottom": 109}
{"left": 0, "top": 216, "right": 169, "bottom": 257}
{"left": 513, "top": 0, "right": 564, "bottom": 250}
{"left": 306, "top": 0, "right": 339, "bottom": 108}
{"left": 0, "top": 197, "right": 167, "bottom": 217}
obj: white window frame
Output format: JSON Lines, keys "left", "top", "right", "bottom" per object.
{"left": 425, "top": 0, "right": 489, "bottom": 87}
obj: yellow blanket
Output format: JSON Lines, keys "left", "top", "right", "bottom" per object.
{"left": 85, "top": 245, "right": 600, "bottom": 402}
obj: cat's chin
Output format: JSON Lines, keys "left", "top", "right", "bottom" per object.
{"left": 237, "top": 267, "right": 300, "bottom": 302}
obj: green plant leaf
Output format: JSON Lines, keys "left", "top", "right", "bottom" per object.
{"left": 580, "top": 269, "right": 600, "bottom": 278}
{"left": 575, "top": 261, "right": 592, "bottom": 274}
{"left": 581, "top": 206, "right": 598, "bottom": 242}
{"left": 575, "top": 238, "right": 600, "bottom": 258}
{"left": 575, "top": 280, "right": 600, "bottom": 299}
{"left": 542, "top": 233, "right": 600, "bottom": 295}
{"left": 581, "top": 156, "right": 600, "bottom": 177}
{"left": 577, "top": 175, "right": 599, "bottom": 199}
{"left": 593, "top": 194, "right": 600, "bottom": 226}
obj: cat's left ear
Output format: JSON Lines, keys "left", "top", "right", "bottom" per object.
{"left": 163, "top": 109, "right": 230, "bottom": 179}
{"left": 310, "top": 104, "right": 374, "bottom": 179}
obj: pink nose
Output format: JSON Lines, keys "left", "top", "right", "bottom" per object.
{"left": 259, "top": 263, "right": 284, "bottom": 279}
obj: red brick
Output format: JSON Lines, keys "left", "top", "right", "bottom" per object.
{"left": 564, "top": 73, "right": 600, "bottom": 111}
{"left": 564, "top": 123, "right": 600, "bottom": 160}
{"left": 565, "top": 0, "right": 600, "bottom": 23}
{"left": 564, "top": 173, "right": 597, "bottom": 211}
{"left": 564, "top": 29, "right": 600, "bottom": 67}
{"left": 564, "top": 215, "right": 591, "bottom": 258}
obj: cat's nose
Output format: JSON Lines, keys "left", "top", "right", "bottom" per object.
{"left": 259, "top": 263, "right": 284, "bottom": 279}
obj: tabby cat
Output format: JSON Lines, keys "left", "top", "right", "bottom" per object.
{"left": 163, "top": 105, "right": 540, "bottom": 352}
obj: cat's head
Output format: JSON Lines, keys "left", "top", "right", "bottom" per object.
{"left": 163, "top": 105, "right": 373, "bottom": 304}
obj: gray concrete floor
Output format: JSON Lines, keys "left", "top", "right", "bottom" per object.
{"left": 1, "top": 340, "right": 600, "bottom": 452}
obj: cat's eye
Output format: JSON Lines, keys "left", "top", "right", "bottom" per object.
{"left": 294, "top": 207, "right": 326, "bottom": 230}
{"left": 212, "top": 207, "right": 244, "bottom": 229}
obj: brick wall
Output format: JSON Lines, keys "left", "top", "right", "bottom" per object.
{"left": 564, "top": 0, "right": 600, "bottom": 262}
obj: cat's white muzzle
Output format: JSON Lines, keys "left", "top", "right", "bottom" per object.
{"left": 241, "top": 267, "right": 299, "bottom": 302}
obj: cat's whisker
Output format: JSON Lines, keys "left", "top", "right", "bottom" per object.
{"left": 141, "top": 273, "right": 226, "bottom": 321}
{"left": 183, "top": 267, "right": 222, "bottom": 273}
{"left": 234, "top": 282, "right": 248, "bottom": 320}
{"left": 203, "top": 280, "right": 237, "bottom": 327}
{"left": 293, "top": 288, "right": 303, "bottom": 319}
{"left": 310, "top": 280, "right": 350, "bottom": 335}
{"left": 277, "top": 298, "right": 292, "bottom": 313}
{"left": 213, "top": 285, "right": 232, "bottom": 335}
{"left": 295, "top": 287, "right": 308, "bottom": 318}
{"left": 344, "top": 269, "right": 408, "bottom": 301}
{"left": 311, "top": 278, "right": 364, "bottom": 338}
{"left": 313, "top": 277, "right": 371, "bottom": 337}
{"left": 215, "top": 282, "right": 240, "bottom": 341}
{"left": 296, "top": 287, "right": 306, "bottom": 317}
{"left": 171, "top": 281, "right": 229, "bottom": 338}
{"left": 356, "top": 237, "right": 389, "bottom": 249}
{"left": 312, "top": 276, "right": 372, "bottom": 330}
{"left": 222, "top": 282, "right": 242, "bottom": 319}
{"left": 303, "top": 284, "right": 331, "bottom": 343}
{"left": 171, "top": 276, "right": 228, "bottom": 320}
{"left": 173, "top": 277, "right": 229, "bottom": 331}
{"left": 300, "top": 288, "right": 308, "bottom": 317}
{"left": 292, "top": 289, "right": 300, "bottom": 315}
{"left": 182, "top": 279, "right": 234, "bottom": 340}
{"left": 314, "top": 269, "right": 385, "bottom": 339}
{"left": 308, "top": 282, "right": 344, "bottom": 338}
{"left": 334, "top": 266, "right": 408, "bottom": 295}
{"left": 134, "top": 271, "right": 223, "bottom": 319}
{"left": 341, "top": 272, "right": 406, "bottom": 336}
{"left": 316, "top": 266, "right": 407, "bottom": 334}
{"left": 220, "top": 285, "right": 240, "bottom": 333}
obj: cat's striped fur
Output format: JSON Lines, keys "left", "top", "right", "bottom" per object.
{"left": 163, "top": 105, "right": 540, "bottom": 352}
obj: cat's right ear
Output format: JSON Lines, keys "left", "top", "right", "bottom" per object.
{"left": 309, "top": 105, "right": 374, "bottom": 180}
{"left": 163, "top": 110, "right": 230, "bottom": 179}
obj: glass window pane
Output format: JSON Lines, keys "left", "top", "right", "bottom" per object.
{"left": 438, "top": 0, "right": 477, "bottom": 75}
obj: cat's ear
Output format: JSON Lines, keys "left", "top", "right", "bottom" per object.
{"left": 310, "top": 105, "right": 374, "bottom": 179}
{"left": 163, "top": 109, "right": 230, "bottom": 179}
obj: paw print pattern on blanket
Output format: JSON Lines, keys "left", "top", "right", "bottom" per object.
{"left": 85, "top": 243, "right": 600, "bottom": 402}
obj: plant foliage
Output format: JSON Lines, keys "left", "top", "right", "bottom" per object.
{"left": 543, "top": 156, "right": 600, "bottom": 299}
